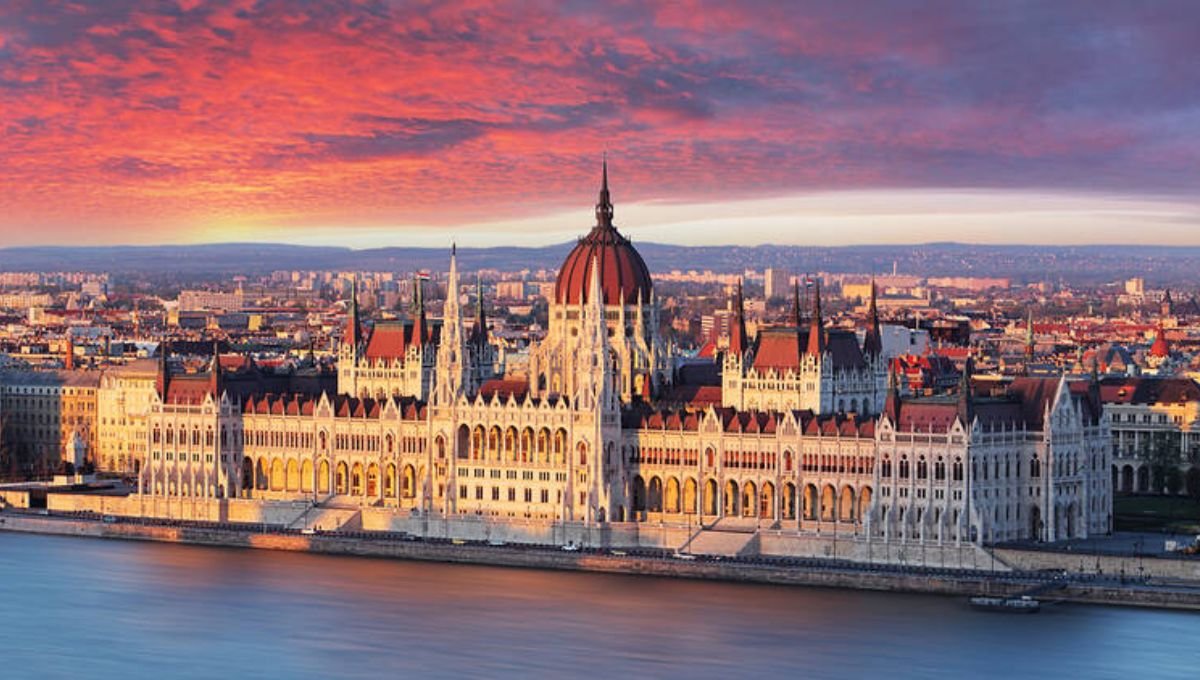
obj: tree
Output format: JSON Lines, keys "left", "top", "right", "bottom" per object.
{"left": 1186, "top": 468, "right": 1200, "bottom": 504}
{"left": 1142, "top": 430, "right": 1184, "bottom": 495}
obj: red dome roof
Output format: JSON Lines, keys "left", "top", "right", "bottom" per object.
{"left": 554, "top": 163, "right": 652, "bottom": 305}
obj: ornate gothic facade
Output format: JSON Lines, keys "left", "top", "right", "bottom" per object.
{"left": 139, "top": 166, "right": 1112, "bottom": 546}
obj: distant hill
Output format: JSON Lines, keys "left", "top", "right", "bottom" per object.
{"left": 2, "top": 242, "right": 1200, "bottom": 286}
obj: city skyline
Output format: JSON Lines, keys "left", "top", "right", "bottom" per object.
{"left": 1, "top": 1, "right": 1197, "bottom": 247}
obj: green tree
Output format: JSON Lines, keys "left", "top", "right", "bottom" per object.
{"left": 1142, "top": 430, "right": 1183, "bottom": 494}
{"left": 1186, "top": 468, "right": 1200, "bottom": 504}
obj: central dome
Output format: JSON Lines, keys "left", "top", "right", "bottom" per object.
{"left": 554, "top": 163, "right": 653, "bottom": 305}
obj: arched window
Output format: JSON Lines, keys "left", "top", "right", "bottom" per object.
{"left": 881, "top": 456, "right": 892, "bottom": 478}
{"left": 917, "top": 456, "right": 927, "bottom": 480}
{"left": 899, "top": 455, "right": 910, "bottom": 479}
{"left": 1030, "top": 456, "right": 1041, "bottom": 478}
{"left": 952, "top": 457, "right": 964, "bottom": 481}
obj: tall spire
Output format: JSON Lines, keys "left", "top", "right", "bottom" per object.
{"left": 729, "top": 278, "right": 748, "bottom": 356}
{"left": 345, "top": 275, "right": 362, "bottom": 349}
{"left": 884, "top": 359, "right": 901, "bottom": 423}
{"left": 806, "top": 279, "right": 825, "bottom": 356}
{"left": 412, "top": 273, "right": 428, "bottom": 345}
{"left": 863, "top": 277, "right": 882, "bottom": 357}
{"left": 1024, "top": 308, "right": 1035, "bottom": 359}
{"left": 156, "top": 340, "right": 170, "bottom": 399}
{"left": 209, "top": 340, "right": 222, "bottom": 396}
{"left": 469, "top": 272, "right": 488, "bottom": 348}
{"left": 595, "top": 156, "right": 614, "bottom": 229}
{"left": 956, "top": 355, "right": 974, "bottom": 424}
{"left": 791, "top": 279, "right": 802, "bottom": 328}
{"left": 436, "top": 244, "right": 467, "bottom": 404}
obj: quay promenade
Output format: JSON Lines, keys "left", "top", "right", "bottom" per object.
{"left": 3, "top": 508, "right": 1199, "bottom": 611}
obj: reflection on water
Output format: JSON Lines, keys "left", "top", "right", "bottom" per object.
{"left": 0, "top": 533, "right": 1194, "bottom": 679}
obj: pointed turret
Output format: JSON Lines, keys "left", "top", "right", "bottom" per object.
{"left": 469, "top": 272, "right": 488, "bottom": 348}
{"left": 863, "top": 277, "right": 882, "bottom": 357}
{"left": 884, "top": 360, "right": 902, "bottom": 423}
{"left": 411, "top": 273, "right": 429, "bottom": 345}
{"left": 791, "top": 279, "right": 802, "bottom": 328}
{"left": 345, "top": 275, "right": 363, "bottom": 350}
{"left": 1024, "top": 308, "right": 1035, "bottom": 359}
{"left": 155, "top": 341, "right": 170, "bottom": 399}
{"left": 956, "top": 355, "right": 974, "bottom": 424}
{"left": 436, "top": 244, "right": 467, "bottom": 403}
{"left": 581, "top": 256, "right": 615, "bottom": 403}
{"left": 1087, "top": 355, "right": 1102, "bottom": 424}
{"left": 728, "top": 279, "right": 748, "bottom": 356}
{"left": 209, "top": 340, "right": 222, "bottom": 396}
{"left": 806, "top": 279, "right": 825, "bottom": 356}
{"left": 596, "top": 156, "right": 614, "bottom": 229}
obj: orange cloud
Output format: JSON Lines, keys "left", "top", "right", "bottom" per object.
{"left": 0, "top": 1, "right": 1195, "bottom": 245}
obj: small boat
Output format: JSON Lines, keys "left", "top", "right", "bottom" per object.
{"left": 969, "top": 595, "right": 1040, "bottom": 613}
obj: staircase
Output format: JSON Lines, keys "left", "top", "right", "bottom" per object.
{"left": 681, "top": 527, "right": 760, "bottom": 557}
{"left": 287, "top": 496, "right": 362, "bottom": 532}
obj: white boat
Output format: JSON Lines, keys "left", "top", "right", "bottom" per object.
{"left": 969, "top": 595, "right": 1040, "bottom": 613}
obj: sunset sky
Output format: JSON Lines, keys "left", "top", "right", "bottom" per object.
{"left": 1, "top": 1, "right": 1197, "bottom": 248}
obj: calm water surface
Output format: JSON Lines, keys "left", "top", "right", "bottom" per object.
{"left": 1, "top": 533, "right": 1197, "bottom": 679}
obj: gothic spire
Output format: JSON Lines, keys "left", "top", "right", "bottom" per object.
{"left": 957, "top": 354, "right": 974, "bottom": 424}
{"left": 595, "top": 156, "right": 614, "bottom": 229}
{"left": 884, "top": 359, "right": 901, "bottom": 423}
{"left": 729, "top": 278, "right": 748, "bottom": 356}
{"left": 345, "top": 274, "right": 362, "bottom": 350}
{"left": 412, "top": 273, "right": 428, "bottom": 345}
{"left": 863, "top": 277, "right": 882, "bottom": 357}
{"left": 806, "top": 279, "right": 825, "bottom": 356}
{"left": 1025, "top": 308, "right": 1035, "bottom": 358}
{"left": 470, "top": 272, "right": 488, "bottom": 348}
{"left": 156, "top": 340, "right": 170, "bottom": 399}
{"left": 791, "top": 278, "right": 802, "bottom": 328}
{"left": 209, "top": 340, "right": 222, "bottom": 396}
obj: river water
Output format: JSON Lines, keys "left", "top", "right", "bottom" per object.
{"left": 0, "top": 533, "right": 1195, "bottom": 679}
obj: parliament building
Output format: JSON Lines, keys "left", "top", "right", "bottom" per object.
{"left": 139, "top": 166, "right": 1112, "bottom": 548}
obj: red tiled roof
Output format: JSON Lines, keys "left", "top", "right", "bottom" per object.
{"left": 1099, "top": 377, "right": 1200, "bottom": 404}
{"left": 479, "top": 378, "right": 529, "bottom": 401}
{"left": 365, "top": 322, "right": 412, "bottom": 361}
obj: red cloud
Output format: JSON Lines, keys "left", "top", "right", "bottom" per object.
{"left": 0, "top": 0, "right": 1195, "bottom": 245}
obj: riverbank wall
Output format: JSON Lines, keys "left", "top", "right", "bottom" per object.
{"left": 3, "top": 513, "right": 1199, "bottom": 611}
{"left": 31, "top": 492, "right": 998, "bottom": 570}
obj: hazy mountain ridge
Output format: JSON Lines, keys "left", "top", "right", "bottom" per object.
{"left": 2, "top": 242, "right": 1199, "bottom": 285}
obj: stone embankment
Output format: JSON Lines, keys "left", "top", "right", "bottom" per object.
{"left": 3, "top": 512, "right": 1199, "bottom": 611}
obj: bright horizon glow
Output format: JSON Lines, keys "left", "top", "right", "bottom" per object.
{"left": 178, "top": 188, "right": 1200, "bottom": 250}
